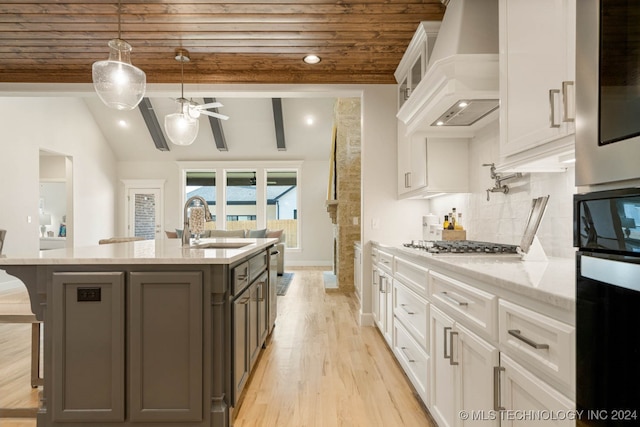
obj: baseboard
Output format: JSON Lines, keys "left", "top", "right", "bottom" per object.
{"left": 285, "top": 260, "right": 332, "bottom": 267}
{"left": 359, "top": 313, "right": 375, "bottom": 326}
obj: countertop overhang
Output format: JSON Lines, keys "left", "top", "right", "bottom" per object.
{"left": 0, "top": 238, "right": 278, "bottom": 266}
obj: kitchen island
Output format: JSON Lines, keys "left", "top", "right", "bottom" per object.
{"left": 0, "top": 237, "right": 277, "bottom": 427}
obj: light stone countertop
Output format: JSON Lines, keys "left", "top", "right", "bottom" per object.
{"left": 375, "top": 243, "right": 576, "bottom": 311}
{"left": 0, "top": 238, "right": 278, "bottom": 266}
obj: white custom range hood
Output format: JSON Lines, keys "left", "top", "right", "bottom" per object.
{"left": 396, "top": 0, "right": 499, "bottom": 137}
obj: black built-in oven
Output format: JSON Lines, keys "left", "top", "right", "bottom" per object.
{"left": 575, "top": 188, "right": 640, "bottom": 425}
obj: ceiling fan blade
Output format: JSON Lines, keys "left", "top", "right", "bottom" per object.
{"left": 197, "top": 102, "right": 223, "bottom": 109}
{"left": 198, "top": 110, "right": 229, "bottom": 120}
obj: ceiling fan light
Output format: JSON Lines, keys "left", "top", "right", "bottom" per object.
{"left": 187, "top": 104, "right": 201, "bottom": 119}
{"left": 92, "top": 39, "right": 146, "bottom": 110}
{"left": 165, "top": 104, "right": 199, "bottom": 146}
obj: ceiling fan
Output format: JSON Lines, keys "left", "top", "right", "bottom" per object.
{"left": 169, "top": 48, "right": 229, "bottom": 121}
{"left": 184, "top": 99, "right": 229, "bottom": 121}
{"left": 249, "top": 172, "right": 277, "bottom": 185}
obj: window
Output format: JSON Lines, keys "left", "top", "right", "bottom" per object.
{"left": 266, "top": 170, "right": 298, "bottom": 248}
{"left": 182, "top": 163, "right": 300, "bottom": 249}
{"left": 225, "top": 171, "right": 257, "bottom": 233}
{"left": 185, "top": 171, "right": 216, "bottom": 222}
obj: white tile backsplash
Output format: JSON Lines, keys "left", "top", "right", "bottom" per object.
{"left": 427, "top": 122, "right": 577, "bottom": 259}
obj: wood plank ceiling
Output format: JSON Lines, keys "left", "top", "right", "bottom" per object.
{"left": 0, "top": 1, "right": 445, "bottom": 85}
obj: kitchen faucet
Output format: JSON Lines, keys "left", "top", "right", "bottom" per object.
{"left": 182, "top": 196, "right": 213, "bottom": 246}
{"left": 483, "top": 163, "right": 523, "bottom": 201}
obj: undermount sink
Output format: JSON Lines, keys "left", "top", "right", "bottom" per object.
{"left": 187, "top": 242, "right": 251, "bottom": 249}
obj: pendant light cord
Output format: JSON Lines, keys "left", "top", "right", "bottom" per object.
{"left": 180, "top": 51, "right": 185, "bottom": 99}
{"left": 117, "top": 0, "right": 122, "bottom": 39}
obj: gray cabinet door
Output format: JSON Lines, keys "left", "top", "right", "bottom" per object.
{"left": 128, "top": 271, "right": 203, "bottom": 422}
{"left": 233, "top": 288, "right": 250, "bottom": 404}
{"left": 50, "top": 272, "right": 125, "bottom": 422}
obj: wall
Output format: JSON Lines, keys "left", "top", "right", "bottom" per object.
{"left": 360, "top": 86, "right": 431, "bottom": 324}
{"left": 0, "top": 97, "right": 118, "bottom": 255}
{"left": 428, "top": 121, "right": 576, "bottom": 259}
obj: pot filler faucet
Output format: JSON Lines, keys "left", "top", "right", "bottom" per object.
{"left": 483, "top": 163, "right": 523, "bottom": 201}
{"left": 182, "top": 196, "right": 213, "bottom": 246}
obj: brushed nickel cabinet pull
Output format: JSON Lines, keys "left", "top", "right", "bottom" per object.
{"left": 444, "top": 326, "right": 452, "bottom": 360}
{"left": 493, "top": 366, "right": 505, "bottom": 411}
{"left": 562, "top": 81, "right": 575, "bottom": 122}
{"left": 400, "top": 346, "right": 415, "bottom": 362}
{"left": 406, "top": 172, "right": 412, "bottom": 188}
{"left": 449, "top": 331, "right": 459, "bottom": 366}
{"left": 441, "top": 291, "right": 469, "bottom": 307}
{"left": 508, "top": 329, "right": 550, "bottom": 349}
{"left": 400, "top": 304, "right": 415, "bottom": 315}
{"left": 549, "top": 89, "right": 561, "bottom": 128}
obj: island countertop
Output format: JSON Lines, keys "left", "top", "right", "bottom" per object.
{"left": 0, "top": 237, "right": 278, "bottom": 266}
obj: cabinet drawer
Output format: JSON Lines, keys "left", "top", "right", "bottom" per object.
{"left": 232, "top": 261, "right": 249, "bottom": 295}
{"left": 393, "top": 279, "right": 429, "bottom": 353}
{"left": 395, "top": 256, "right": 429, "bottom": 297}
{"left": 430, "top": 271, "right": 498, "bottom": 339}
{"left": 248, "top": 251, "right": 267, "bottom": 282}
{"left": 378, "top": 250, "right": 394, "bottom": 274}
{"left": 499, "top": 300, "right": 574, "bottom": 389}
{"left": 393, "top": 320, "right": 429, "bottom": 406}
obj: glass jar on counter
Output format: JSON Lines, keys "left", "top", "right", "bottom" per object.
{"left": 188, "top": 199, "right": 205, "bottom": 242}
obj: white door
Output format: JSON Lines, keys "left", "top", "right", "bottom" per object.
{"left": 127, "top": 188, "right": 162, "bottom": 240}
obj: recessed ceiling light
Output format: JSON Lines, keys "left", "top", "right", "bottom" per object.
{"left": 305, "top": 116, "right": 315, "bottom": 125}
{"left": 118, "top": 119, "right": 128, "bottom": 127}
{"left": 436, "top": 121, "right": 445, "bottom": 126}
{"left": 303, "top": 55, "right": 321, "bottom": 64}
{"left": 458, "top": 101, "right": 469, "bottom": 108}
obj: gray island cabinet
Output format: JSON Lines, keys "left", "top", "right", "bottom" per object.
{"left": 0, "top": 238, "right": 278, "bottom": 427}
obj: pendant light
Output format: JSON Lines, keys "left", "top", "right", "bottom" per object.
{"left": 92, "top": 0, "right": 146, "bottom": 110}
{"left": 164, "top": 49, "right": 199, "bottom": 146}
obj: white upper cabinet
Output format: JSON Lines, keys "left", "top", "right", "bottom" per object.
{"left": 397, "top": 128, "right": 469, "bottom": 199}
{"left": 397, "top": 1, "right": 500, "bottom": 138}
{"left": 498, "top": 0, "right": 576, "bottom": 172}
{"left": 395, "top": 22, "right": 440, "bottom": 113}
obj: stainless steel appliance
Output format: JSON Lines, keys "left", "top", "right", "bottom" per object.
{"left": 575, "top": 188, "right": 640, "bottom": 425}
{"left": 405, "top": 195, "right": 549, "bottom": 258}
{"left": 404, "top": 240, "right": 519, "bottom": 254}
{"left": 576, "top": 0, "right": 640, "bottom": 187}
{"left": 268, "top": 248, "right": 279, "bottom": 333}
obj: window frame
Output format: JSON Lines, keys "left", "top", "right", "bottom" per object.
{"left": 178, "top": 161, "right": 302, "bottom": 250}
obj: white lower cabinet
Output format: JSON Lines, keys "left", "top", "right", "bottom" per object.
{"left": 457, "top": 324, "right": 499, "bottom": 427}
{"left": 430, "top": 306, "right": 499, "bottom": 427}
{"left": 498, "top": 355, "right": 574, "bottom": 427}
{"left": 371, "top": 247, "right": 575, "bottom": 427}
{"left": 371, "top": 265, "right": 380, "bottom": 326}
{"left": 374, "top": 268, "right": 393, "bottom": 345}
{"left": 430, "top": 307, "right": 457, "bottom": 427}
{"left": 393, "top": 320, "right": 430, "bottom": 405}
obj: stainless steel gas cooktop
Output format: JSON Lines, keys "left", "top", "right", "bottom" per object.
{"left": 404, "top": 240, "right": 519, "bottom": 254}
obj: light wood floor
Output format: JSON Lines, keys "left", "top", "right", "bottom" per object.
{"left": 0, "top": 268, "right": 436, "bottom": 427}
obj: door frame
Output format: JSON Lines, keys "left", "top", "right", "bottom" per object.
{"left": 121, "top": 180, "right": 165, "bottom": 239}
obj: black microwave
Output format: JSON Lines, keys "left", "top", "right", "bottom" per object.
{"left": 575, "top": 0, "right": 640, "bottom": 187}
